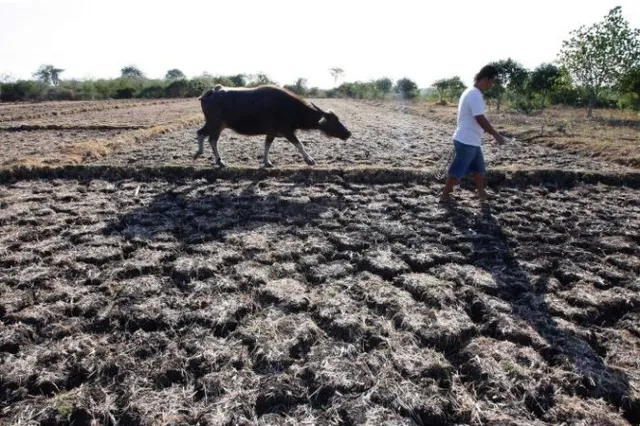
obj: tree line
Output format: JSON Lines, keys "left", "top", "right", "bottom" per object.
{"left": 422, "top": 6, "right": 639, "bottom": 115}
{"left": 0, "top": 6, "right": 638, "bottom": 115}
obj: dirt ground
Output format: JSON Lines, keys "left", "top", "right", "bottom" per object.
{"left": 2, "top": 100, "right": 200, "bottom": 128}
{"left": 0, "top": 100, "right": 184, "bottom": 124}
{"left": 90, "top": 99, "right": 636, "bottom": 173}
{"left": 0, "top": 130, "right": 128, "bottom": 167}
{"left": 1, "top": 98, "right": 640, "bottom": 425}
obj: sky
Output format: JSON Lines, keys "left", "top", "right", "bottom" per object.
{"left": 1, "top": 0, "right": 639, "bottom": 88}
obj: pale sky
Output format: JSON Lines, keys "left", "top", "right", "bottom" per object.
{"left": 1, "top": 0, "right": 639, "bottom": 88}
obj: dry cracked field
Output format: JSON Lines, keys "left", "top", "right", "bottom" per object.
{"left": 1, "top": 98, "right": 640, "bottom": 426}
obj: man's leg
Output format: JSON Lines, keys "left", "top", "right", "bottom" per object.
{"left": 474, "top": 172, "right": 486, "bottom": 196}
{"left": 441, "top": 141, "right": 472, "bottom": 199}
{"left": 472, "top": 147, "right": 488, "bottom": 199}
{"left": 442, "top": 176, "right": 457, "bottom": 197}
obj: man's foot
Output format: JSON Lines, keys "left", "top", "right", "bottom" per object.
{"left": 477, "top": 191, "right": 493, "bottom": 202}
{"left": 439, "top": 193, "right": 456, "bottom": 204}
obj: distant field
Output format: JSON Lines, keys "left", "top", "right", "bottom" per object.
{"left": 388, "top": 100, "right": 640, "bottom": 169}
{"left": 1, "top": 99, "right": 639, "bottom": 425}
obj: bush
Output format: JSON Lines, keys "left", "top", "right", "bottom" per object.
{"left": 164, "top": 79, "right": 189, "bottom": 98}
{"left": 114, "top": 87, "right": 135, "bottom": 99}
{"left": 138, "top": 84, "right": 165, "bottom": 99}
{"left": 93, "top": 79, "right": 115, "bottom": 99}
{"left": 510, "top": 97, "right": 539, "bottom": 114}
{"left": 78, "top": 81, "right": 98, "bottom": 100}
{"left": 228, "top": 74, "right": 246, "bottom": 87}
{"left": 0, "top": 80, "right": 49, "bottom": 102}
{"left": 209, "top": 76, "right": 233, "bottom": 87}
{"left": 186, "top": 78, "right": 208, "bottom": 97}
{"left": 0, "top": 82, "right": 23, "bottom": 102}
{"left": 47, "top": 87, "right": 76, "bottom": 101}
{"left": 335, "top": 81, "right": 380, "bottom": 99}
{"left": 375, "top": 78, "right": 393, "bottom": 96}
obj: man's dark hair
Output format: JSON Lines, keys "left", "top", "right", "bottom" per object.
{"left": 475, "top": 65, "right": 499, "bottom": 82}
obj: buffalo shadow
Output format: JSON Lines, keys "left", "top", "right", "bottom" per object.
{"left": 103, "top": 180, "right": 342, "bottom": 244}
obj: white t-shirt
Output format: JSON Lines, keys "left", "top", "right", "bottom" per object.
{"left": 452, "top": 87, "right": 485, "bottom": 146}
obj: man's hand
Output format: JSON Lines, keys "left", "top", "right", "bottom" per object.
{"left": 494, "top": 133, "right": 506, "bottom": 145}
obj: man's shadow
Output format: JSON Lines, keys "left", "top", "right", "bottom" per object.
{"left": 442, "top": 199, "right": 638, "bottom": 422}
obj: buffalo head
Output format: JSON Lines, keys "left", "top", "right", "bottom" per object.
{"left": 312, "top": 102, "right": 351, "bottom": 140}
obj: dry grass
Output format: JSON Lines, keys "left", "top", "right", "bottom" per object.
{"left": 2, "top": 113, "right": 202, "bottom": 168}
{"left": 2, "top": 99, "right": 640, "bottom": 425}
{"left": 1, "top": 177, "right": 640, "bottom": 424}
{"left": 389, "top": 100, "right": 640, "bottom": 168}
{"left": 0, "top": 98, "right": 188, "bottom": 123}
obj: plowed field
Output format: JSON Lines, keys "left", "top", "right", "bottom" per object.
{"left": 1, "top": 98, "right": 639, "bottom": 425}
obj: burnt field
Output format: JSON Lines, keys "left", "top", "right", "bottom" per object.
{"left": 1, "top": 99, "right": 640, "bottom": 425}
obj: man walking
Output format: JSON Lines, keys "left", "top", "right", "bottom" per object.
{"left": 441, "top": 65, "right": 506, "bottom": 202}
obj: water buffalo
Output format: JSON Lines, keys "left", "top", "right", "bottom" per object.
{"left": 195, "top": 84, "right": 351, "bottom": 168}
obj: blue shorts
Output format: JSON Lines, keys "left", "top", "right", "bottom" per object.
{"left": 448, "top": 140, "right": 486, "bottom": 180}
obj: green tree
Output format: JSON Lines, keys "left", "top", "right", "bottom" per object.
{"left": 229, "top": 74, "right": 246, "bottom": 87}
{"left": 528, "top": 63, "right": 561, "bottom": 107}
{"left": 33, "top": 64, "right": 65, "bottom": 86}
{"left": 121, "top": 65, "right": 145, "bottom": 79}
{"left": 395, "top": 78, "right": 419, "bottom": 99}
{"left": 559, "top": 6, "right": 640, "bottom": 117}
{"left": 375, "top": 77, "right": 393, "bottom": 96}
{"left": 446, "top": 76, "right": 466, "bottom": 102}
{"left": 187, "top": 78, "right": 210, "bottom": 97}
{"left": 618, "top": 66, "right": 640, "bottom": 110}
{"left": 294, "top": 78, "right": 308, "bottom": 96}
{"left": 329, "top": 67, "right": 344, "bottom": 86}
{"left": 432, "top": 77, "right": 467, "bottom": 103}
{"left": 165, "top": 79, "right": 189, "bottom": 98}
{"left": 432, "top": 78, "right": 449, "bottom": 103}
{"left": 213, "top": 76, "right": 234, "bottom": 87}
{"left": 165, "top": 69, "right": 186, "bottom": 80}
{"left": 284, "top": 78, "right": 309, "bottom": 96}
{"left": 246, "top": 73, "right": 276, "bottom": 87}
{"left": 486, "top": 58, "right": 528, "bottom": 110}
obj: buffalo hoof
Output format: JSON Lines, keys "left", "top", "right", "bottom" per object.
{"left": 263, "top": 161, "right": 275, "bottom": 169}
{"left": 216, "top": 160, "right": 227, "bottom": 168}
{"left": 305, "top": 157, "right": 316, "bottom": 166}
{"left": 193, "top": 151, "right": 204, "bottom": 159}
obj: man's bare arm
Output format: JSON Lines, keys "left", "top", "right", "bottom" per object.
{"left": 475, "top": 114, "right": 505, "bottom": 144}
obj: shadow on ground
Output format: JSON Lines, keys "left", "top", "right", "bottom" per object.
{"left": 443, "top": 200, "right": 639, "bottom": 423}
{"left": 103, "top": 180, "right": 341, "bottom": 244}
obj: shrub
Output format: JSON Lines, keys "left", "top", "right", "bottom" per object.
{"left": 187, "top": 78, "right": 210, "bottom": 97}
{"left": 114, "top": 87, "right": 135, "bottom": 99}
{"left": 165, "top": 79, "right": 190, "bottom": 98}
{"left": 138, "top": 84, "right": 165, "bottom": 99}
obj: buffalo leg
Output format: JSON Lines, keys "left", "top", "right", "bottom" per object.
{"left": 206, "top": 124, "right": 225, "bottom": 167}
{"left": 263, "top": 135, "right": 275, "bottom": 168}
{"left": 194, "top": 124, "right": 208, "bottom": 158}
{"left": 285, "top": 134, "right": 315, "bottom": 166}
